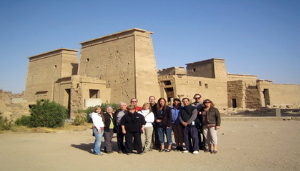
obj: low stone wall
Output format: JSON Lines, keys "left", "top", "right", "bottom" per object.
{"left": 0, "top": 89, "right": 23, "bottom": 101}
{"left": 0, "top": 89, "right": 30, "bottom": 121}
{"left": 221, "top": 117, "right": 299, "bottom": 121}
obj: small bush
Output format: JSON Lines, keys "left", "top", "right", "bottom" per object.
{"left": 74, "top": 107, "right": 94, "bottom": 123}
{"left": 84, "top": 107, "right": 95, "bottom": 123}
{"left": 28, "top": 99, "right": 68, "bottom": 128}
{"left": 15, "top": 115, "right": 31, "bottom": 126}
{"left": 100, "top": 103, "right": 119, "bottom": 112}
{"left": 0, "top": 113, "right": 14, "bottom": 131}
{"left": 72, "top": 113, "right": 87, "bottom": 125}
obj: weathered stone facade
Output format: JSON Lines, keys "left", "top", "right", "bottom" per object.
{"left": 79, "top": 29, "right": 160, "bottom": 104}
{"left": 0, "top": 89, "right": 30, "bottom": 120}
{"left": 24, "top": 48, "right": 112, "bottom": 118}
{"left": 16, "top": 28, "right": 300, "bottom": 119}
{"left": 257, "top": 80, "right": 300, "bottom": 107}
{"left": 24, "top": 48, "right": 78, "bottom": 102}
{"left": 158, "top": 75, "right": 228, "bottom": 107}
{"left": 158, "top": 59, "right": 228, "bottom": 108}
{"left": 158, "top": 58, "right": 300, "bottom": 109}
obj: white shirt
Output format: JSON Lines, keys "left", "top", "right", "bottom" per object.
{"left": 138, "top": 109, "right": 154, "bottom": 127}
{"left": 90, "top": 112, "right": 105, "bottom": 130}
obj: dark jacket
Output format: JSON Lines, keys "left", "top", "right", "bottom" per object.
{"left": 120, "top": 112, "right": 146, "bottom": 133}
{"left": 113, "top": 109, "right": 128, "bottom": 133}
{"left": 180, "top": 105, "right": 201, "bottom": 128}
{"left": 154, "top": 106, "right": 172, "bottom": 128}
{"left": 200, "top": 107, "right": 221, "bottom": 126}
{"left": 151, "top": 103, "right": 157, "bottom": 116}
{"left": 103, "top": 112, "right": 115, "bottom": 132}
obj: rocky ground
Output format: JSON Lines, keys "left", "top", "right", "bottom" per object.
{"left": 0, "top": 120, "right": 300, "bottom": 171}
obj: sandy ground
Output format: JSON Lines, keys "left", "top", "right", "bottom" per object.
{"left": 1, "top": 120, "right": 300, "bottom": 171}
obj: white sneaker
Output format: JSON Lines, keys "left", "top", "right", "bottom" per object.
{"left": 183, "top": 150, "right": 189, "bottom": 153}
{"left": 193, "top": 151, "right": 199, "bottom": 154}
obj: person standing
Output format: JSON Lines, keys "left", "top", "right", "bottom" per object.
{"left": 149, "top": 96, "right": 159, "bottom": 150}
{"left": 149, "top": 96, "right": 157, "bottom": 112}
{"left": 192, "top": 93, "right": 204, "bottom": 150}
{"left": 180, "top": 98, "right": 201, "bottom": 154}
{"left": 192, "top": 93, "right": 203, "bottom": 107}
{"left": 121, "top": 105, "right": 146, "bottom": 155}
{"left": 103, "top": 105, "right": 115, "bottom": 154}
{"left": 130, "top": 98, "right": 142, "bottom": 111}
{"left": 171, "top": 98, "right": 184, "bottom": 151}
{"left": 138, "top": 103, "right": 155, "bottom": 153}
{"left": 90, "top": 106, "right": 105, "bottom": 155}
{"left": 113, "top": 102, "right": 128, "bottom": 153}
{"left": 155, "top": 98, "right": 172, "bottom": 152}
{"left": 200, "top": 99, "right": 221, "bottom": 154}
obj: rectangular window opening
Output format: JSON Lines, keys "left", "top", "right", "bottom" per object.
{"left": 89, "top": 89, "right": 100, "bottom": 98}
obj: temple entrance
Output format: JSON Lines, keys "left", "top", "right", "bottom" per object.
{"left": 64, "top": 89, "right": 71, "bottom": 118}
{"left": 164, "top": 87, "right": 174, "bottom": 103}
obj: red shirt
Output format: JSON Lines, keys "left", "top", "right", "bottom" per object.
{"left": 135, "top": 106, "right": 142, "bottom": 111}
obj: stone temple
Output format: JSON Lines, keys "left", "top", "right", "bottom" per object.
{"left": 1, "top": 28, "right": 299, "bottom": 119}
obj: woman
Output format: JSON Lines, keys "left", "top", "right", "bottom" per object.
{"left": 90, "top": 106, "right": 105, "bottom": 155}
{"left": 155, "top": 98, "right": 172, "bottom": 152}
{"left": 103, "top": 105, "right": 115, "bottom": 154}
{"left": 171, "top": 98, "right": 184, "bottom": 151}
{"left": 138, "top": 103, "right": 155, "bottom": 153}
{"left": 200, "top": 99, "right": 221, "bottom": 154}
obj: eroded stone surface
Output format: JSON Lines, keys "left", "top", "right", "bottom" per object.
{"left": 2, "top": 28, "right": 299, "bottom": 120}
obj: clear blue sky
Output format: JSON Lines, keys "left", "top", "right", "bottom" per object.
{"left": 0, "top": 0, "right": 299, "bottom": 93}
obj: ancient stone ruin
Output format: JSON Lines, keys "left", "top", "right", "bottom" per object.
{"left": 1, "top": 28, "right": 299, "bottom": 119}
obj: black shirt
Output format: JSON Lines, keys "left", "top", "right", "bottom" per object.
{"left": 120, "top": 112, "right": 146, "bottom": 132}
{"left": 151, "top": 103, "right": 157, "bottom": 116}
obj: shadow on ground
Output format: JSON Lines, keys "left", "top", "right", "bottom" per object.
{"left": 71, "top": 140, "right": 119, "bottom": 154}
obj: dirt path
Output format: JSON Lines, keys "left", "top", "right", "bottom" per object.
{"left": 1, "top": 120, "right": 300, "bottom": 171}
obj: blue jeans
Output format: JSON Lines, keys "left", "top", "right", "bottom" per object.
{"left": 157, "top": 126, "right": 173, "bottom": 145}
{"left": 93, "top": 128, "right": 104, "bottom": 154}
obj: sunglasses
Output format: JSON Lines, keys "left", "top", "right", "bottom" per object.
{"left": 194, "top": 97, "right": 201, "bottom": 99}
{"left": 131, "top": 101, "right": 137, "bottom": 102}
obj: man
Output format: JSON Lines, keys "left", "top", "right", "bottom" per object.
{"left": 192, "top": 93, "right": 203, "bottom": 107}
{"left": 130, "top": 98, "right": 142, "bottom": 111}
{"left": 121, "top": 105, "right": 146, "bottom": 155}
{"left": 179, "top": 98, "right": 201, "bottom": 154}
{"left": 149, "top": 96, "right": 160, "bottom": 150}
{"left": 149, "top": 96, "right": 157, "bottom": 112}
{"left": 113, "top": 102, "right": 128, "bottom": 153}
{"left": 171, "top": 98, "right": 184, "bottom": 151}
{"left": 192, "top": 93, "right": 204, "bottom": 150}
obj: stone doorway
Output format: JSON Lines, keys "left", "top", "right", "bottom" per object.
{"left": 164, "top": 87, "right": 174, "bottom": 103}
{"left": 263, "top": 89, "right": 270, "bottom": 106}
{"left": 232, "top": 99, "right": 237, "bottom": 108}
{"left": 64, "top": 89, "right": 71, "bottom": 118}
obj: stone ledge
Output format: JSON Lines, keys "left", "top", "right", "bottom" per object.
{"left": 221, "top": 117, "right": 298, "bottom": 121}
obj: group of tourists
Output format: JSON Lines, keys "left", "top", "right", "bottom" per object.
{"left": 89, "top": 94, "right": 221, "bottom": 155}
